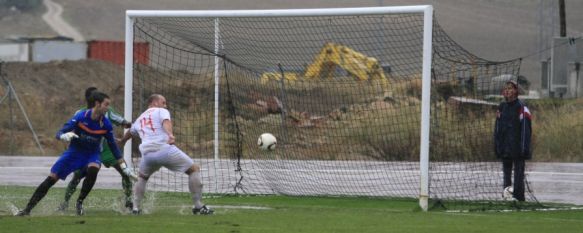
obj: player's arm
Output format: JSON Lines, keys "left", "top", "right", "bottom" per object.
{"left": 107, "top": 107, "right": 131, "bottom": 128}
{"left": 106, "top": 126, "right": 138, "bottom": 180}
{"left": 119, "top": 124, "right": 138, "bottom": 146}
{"left": 520, "top": 105, "right": 532, "bottom": 158}
{"left": 103, "top": 123, "right": 123, "bottom": 160}
{"left": 119, "top": 130, "right": 133, "bottom": 146}
{"left": 56, "top": 112, "right": 81, "bottom": 141}
{"left": 160, "top": 108, "right": 175, "bottom": 144}
{"left": 162, "top": 119, "right": 175, "bottom": 145}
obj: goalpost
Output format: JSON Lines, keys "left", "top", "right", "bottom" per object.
{"left": 125, "top": 5, "right": 433, "bottom": 210}
{"left": 123, "top": 6, "right": 534, "bottom": 211}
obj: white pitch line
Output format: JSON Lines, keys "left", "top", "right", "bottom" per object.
{"left": 212, "top": 205, "right": 272, "bottom": 210}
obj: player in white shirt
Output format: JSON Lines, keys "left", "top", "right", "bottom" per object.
{"left": 120, "top": 94, "right": 213, "bottom": 215}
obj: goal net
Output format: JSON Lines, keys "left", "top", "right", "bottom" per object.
{"left": 125, "top": 6, "right": 539, "bottom": 211}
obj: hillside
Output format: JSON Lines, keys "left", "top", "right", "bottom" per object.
{"left": 0, "top": 60, "right": 125, "bottom": 155}
{"left": 0, "top": 1, "right": 52, "bottom": 38}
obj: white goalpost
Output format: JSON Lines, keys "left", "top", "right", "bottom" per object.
{"left": 124, "top": 6, "right": 434, "bottom": 211}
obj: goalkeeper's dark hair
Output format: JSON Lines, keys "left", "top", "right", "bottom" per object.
{"left": 88, "top": 91, "right": 109, "bottom": 108}
{"left": 85, "top": 87, "right": 98, "bottom": 109}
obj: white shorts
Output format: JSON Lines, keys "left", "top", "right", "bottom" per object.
{"left": 138, "top": 144, "right": 195, "bottom": 177}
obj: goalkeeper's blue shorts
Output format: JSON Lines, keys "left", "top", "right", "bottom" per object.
{"left": 51, "top": 149, "right": 101, "bottom": 180}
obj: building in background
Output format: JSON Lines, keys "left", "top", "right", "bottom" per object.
{"left": 88, "top": 40, "right": 149, "bottom": 66}
{"left": 0, "top": 40, "right": 29, "bottom": 62}
{"left": 0, "top": 37, "right": 150, "bottom": 66}
{"left": 542, "top": 37, "right": 583, "bottom": 98}
{"left": 5, "top": 36, "right": 86, "bottom": 63}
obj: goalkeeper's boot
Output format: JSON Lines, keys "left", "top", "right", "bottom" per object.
{"left": 57, "top": 201, "right": 69, "bottom": 212}
{"left": 131, "top": 209, "right": 142, "bottom": 215}
{"left": 16, "top": 209, "right": 30, "bottom": 216}
{"left": 125, "top": 200, "right": 134, "bottom": 210}
{"left": 76, "top": 201, "right": 84, "bottom": 216}
{"left": 192, "top": 205, "right": 214, "bottom": 215}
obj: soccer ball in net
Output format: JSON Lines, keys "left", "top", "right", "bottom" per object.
{"left": 258, "top": 133, "right": 277, "bottom": 151}
{"left": 503, "top": 186, "right": 514, "bottom": 200}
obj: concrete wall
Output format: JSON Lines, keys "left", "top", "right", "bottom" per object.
{"left": 549, "top": 37, "right": 583, "bottom": 98}
{"left": 0, "top": 43, "right": 29, "bottom": 62}
{"left": 31, "top": 40, "right": 87, "bottom": 62}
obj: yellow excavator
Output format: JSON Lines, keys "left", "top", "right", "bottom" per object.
{"left": 260, "top": 42, "right": 389, "bottom": 90}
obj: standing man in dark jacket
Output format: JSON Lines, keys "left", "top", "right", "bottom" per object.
{"left": 494, "top": 80, "right": 532, "bottom": 202}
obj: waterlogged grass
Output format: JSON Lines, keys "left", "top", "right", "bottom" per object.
{"left": 1, "top": 186, "right": 583, "bottom": 233}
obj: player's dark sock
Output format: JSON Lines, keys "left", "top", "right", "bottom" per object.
{"left": 22, "top": 176, "right": 57, "bottom": 214}
{"left": 64, "top": 173, "right": 82, "bottom": 202}
{"left": 122, "top": 175, "right": 133, "bottom": 208}
{"left": 77, "top": 166, "right": 99, "bottom": 203}
{"left": 59, "top": 173, "right": 82, "bottom": 211}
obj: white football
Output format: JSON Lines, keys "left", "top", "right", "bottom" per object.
{"left": 503, "top": 186, "right": 514, "bottom": 200}
{"left": 258, "top": 133, "right": 277, "bottom": 151}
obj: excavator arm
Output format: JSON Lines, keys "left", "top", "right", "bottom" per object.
{"left": 304, "top": 42, "right": 387, "bottom": 83}
{"left": 260, "top": 42, "right": 389, "bottom": 94}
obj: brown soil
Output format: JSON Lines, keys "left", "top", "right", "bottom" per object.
{"left": 0, "top": 60, "right": 125, "bottom": 155}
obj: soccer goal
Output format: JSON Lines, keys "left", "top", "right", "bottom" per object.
{"left": 124, "top": 6, "right": 535, "bottom": 211}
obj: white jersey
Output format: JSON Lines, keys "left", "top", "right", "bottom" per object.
{"left": 131, "top": 107, "right": 171, "bottom": 154}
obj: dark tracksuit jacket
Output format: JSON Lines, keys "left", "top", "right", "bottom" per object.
{"left": 494, "top": 99, "right": 532, "bottom": 160}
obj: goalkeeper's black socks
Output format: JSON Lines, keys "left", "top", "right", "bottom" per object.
{"left": 77, "top": 166, "right": 99, "bottom": 202}
{"left": 64, "top": 172, "right": 82, "bottom": 203}
{"left": 21, "top": 176, "right": 57, "bottom": 214}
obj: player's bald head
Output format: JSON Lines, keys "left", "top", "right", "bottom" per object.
{"left": 147, "top": 94, "right": 167, "bottom": 108}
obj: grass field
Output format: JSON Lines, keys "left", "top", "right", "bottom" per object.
{"left": 1, "top": 186, "right": 583, "bottom": 233}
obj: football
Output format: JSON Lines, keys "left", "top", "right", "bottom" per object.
{"left": 257, "top": 133, "right": 277, "bottom": 151}
{"left": 503, "top": 186, "right": 514, "bottom": 200}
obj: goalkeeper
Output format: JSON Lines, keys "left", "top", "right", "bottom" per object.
{"left": 58, "top": 87, "right": 137, "bottom": 212}
{"left": 17, "top": 92, "right": 122, "bottom": 216}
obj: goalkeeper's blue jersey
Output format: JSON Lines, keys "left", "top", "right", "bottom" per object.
{"left": 56, "top": 109, "right": 121, "bottom": 159}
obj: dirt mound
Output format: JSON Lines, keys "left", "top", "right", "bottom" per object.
{"left": 0, "top": 60, "right": 125, "bottom": 155}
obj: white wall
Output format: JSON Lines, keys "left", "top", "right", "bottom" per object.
{"left": 0, "top": 43, "right": 29, "bottom": 62}
{"left": 31, "top": 40, "right": 87, "bottom": 62}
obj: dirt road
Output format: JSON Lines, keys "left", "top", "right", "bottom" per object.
{"left": 42, "top": 0, "right": 84, "bottom": 41}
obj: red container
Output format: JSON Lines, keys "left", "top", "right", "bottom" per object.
{"left": 88, "top": 41, "right": 149, "bottom": 66}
